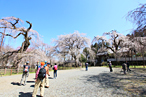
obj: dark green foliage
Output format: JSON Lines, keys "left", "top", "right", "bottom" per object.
{"left": 101, "top": 62, "right": 108, "bottom": 66}
{"left": 80, "top": 54, "right": 87, "bottom": 62}
{"left": 136, "top": 53, "right": 141, "bottom": 57}
{"left": 83, "top": 47, "right": 90, "bottom": 59}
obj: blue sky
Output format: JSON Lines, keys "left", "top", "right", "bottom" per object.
{"left": 0, "top": 0, "right": 146, "bottom": 48}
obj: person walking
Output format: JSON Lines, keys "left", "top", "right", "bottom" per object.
{"left": 122, "top": 63, "right": 127, "bottom": 74}
{"left": 45, "top": 63, "right": 50, "bottom": 88}
{"left": 35, "top": 61, "right": 40, "bottom": 73}
{"left": 108, "top": 61, "right": 113, "bottom": 72}
{"left": 126, "top": 61, "right": 131, "bottom": 72}
{"left": 20, "top": 61, "right": 30, "bottom": 86}
{"left": 85, "top": 62, "right": 88, "bottom": 71}
{"left": 32, "top": 62, "right": 46, "bottom": 97}
{"left": 53, "top": 63, "right": 58, "bottom": 79}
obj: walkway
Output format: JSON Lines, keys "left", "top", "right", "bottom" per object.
{"left": 0, "top": 67, "right": 145, "bottom": 97}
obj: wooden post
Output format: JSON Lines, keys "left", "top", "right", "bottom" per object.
{"left": 17, "top": 68, "right": 18, "bottom": 74}
{"left": 4, "top": 68, "right": 6, "bottom": 75}
{"left": 10, "top": 69, "right": 12, "bottom": 75}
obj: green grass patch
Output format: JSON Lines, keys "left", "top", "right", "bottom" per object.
{"left": 102, "top": 65, "right": 146, "bottom": 68}
{"left": 58, "top": 66, "right": 81, "bottom": 70}
{"left": 130, "top": 65, "right": 145, "bottom": 68}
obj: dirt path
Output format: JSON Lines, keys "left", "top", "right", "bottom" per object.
{"left": 0, "top": 67, "right": 146, "bottom": 97}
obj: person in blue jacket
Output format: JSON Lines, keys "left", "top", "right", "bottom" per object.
{"left": 85, "top": 62, "right": 88, "bottom": 71}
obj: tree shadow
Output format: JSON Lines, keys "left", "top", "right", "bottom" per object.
{"left": 130, "top": 68, "right": 146, "bottom": 73}
{"left": 81, "top": 69, "right": 146, "bottom": 96}
{"left": 11, "top": 82, "right": 20, "bottom": 86}
{"left": 19, "top": 92, "right": 32, "bottom": 97}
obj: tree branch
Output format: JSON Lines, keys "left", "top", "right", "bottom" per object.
{"left": 9, "top": 18, "right": 19, "bottom": 29}
{"left": 0, "top": 32, "right": 24, "bottom": 39}
{"left": 26, "top": 21, "right": 32, "bottom": 32}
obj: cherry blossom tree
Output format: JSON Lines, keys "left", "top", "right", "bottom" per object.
{"left": 127, "top": 3, "right": 146, "bottom": 67}
{"left": 0, "top": 16, "right": 41, "bottom": 68}
{"left": 52, "top": 31, "right": 90, "bottom": 67}
{"left": 133, "top": 37, "right": 146, "bottom": 67}
{"left": 127, "top": 3, "right": 146, "bottom": 33}
{"left": 92, "top": 30, "right": 129, "bottom": 65}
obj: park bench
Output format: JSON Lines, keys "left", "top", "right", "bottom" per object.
{"left": 0, "top": 73, "right": 4, "bottom": 77}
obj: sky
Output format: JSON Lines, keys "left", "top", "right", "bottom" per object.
{"left": 0, "top": 0, "right": 146, "bottom": 49}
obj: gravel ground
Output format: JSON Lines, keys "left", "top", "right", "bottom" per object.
{"left": 0, "top": 67, "right": 145, "bottom": 97}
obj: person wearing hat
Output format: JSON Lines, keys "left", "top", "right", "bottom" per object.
{"left": 32, "top": 62, "right": 47, "bottom": 97}
{"left": 44, "top": 63, "right": 50, "bottom": 88}
{"left": 20, "top": 61, "right": 30, "bottom": 86}
{"left": 44, "top": 61, "right": 47, "bottom": 67}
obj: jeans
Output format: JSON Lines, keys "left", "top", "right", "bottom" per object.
{"left": 123, "top": 69, "right": 126, "bottom": 74}
{"left": 20, "top": 72, "right": 29, "bottom": 85}
{"left": 127, "top": 66, "right": 131, "bottom": 72}
{"left": 54, "top": 70, "right": 57, "bottom": 78}
{"left": 109, "top": 66, "right": 113, "bottom": 72}
{"left": 86, "top": 66, "right": 88, "bottom": 71}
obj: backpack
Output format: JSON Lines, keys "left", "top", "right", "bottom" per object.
{"left": 23, "top": 65, "right": 29, "bottom": 73}
{"left": 54, "top": 65, "right": 57, "bottom": 70}
{"left": 38, "top": 67, "right": 46, "bottom": 80}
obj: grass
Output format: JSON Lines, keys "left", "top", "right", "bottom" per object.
{"left": 130, "top": 65, "right": 145, "bottom": 68}
{"left": 58, "top": 66, "right": 81, "bottom": 70}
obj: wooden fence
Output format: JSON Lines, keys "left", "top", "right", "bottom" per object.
{"left": 0, "top": 68, "right": 35, "bottom": 76}
{"left": 0, "top": 66, "right": 84, "bottom": 77}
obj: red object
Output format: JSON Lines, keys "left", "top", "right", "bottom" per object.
{"left": 54, "top": 65, "right": 57, "bottom": 70}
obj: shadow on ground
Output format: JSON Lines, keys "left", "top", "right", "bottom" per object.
{"left": 30, "top": 85, "right": 35, "bottom": 87}
{"left": 81, "top": 68, "right": 146, "bottom": 96}
{"left": 27, "top": 81, "right": 35, "bottom": 83}
{"left": 19, "top": 92, "right": 32, "bottom": 97}
{"left": 11, "top": 82, "right": 20, "bottom": 86}
{"left": 48, "top": 77, "right": 54, "bottom": 79}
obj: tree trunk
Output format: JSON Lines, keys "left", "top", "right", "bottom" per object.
{"left": 142, "top": 55, "right": 145, "bottom": 68}
{"left": 0, "top": 28, "right": 6, "bottom": 52}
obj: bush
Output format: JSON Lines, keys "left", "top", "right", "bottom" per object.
{"left": 101, "top": 62, "right": 108, "bottom": 66}
{"left": 136, "top": 53, "right": 141, "bottom": 57}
